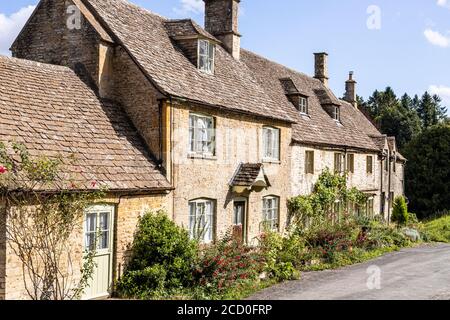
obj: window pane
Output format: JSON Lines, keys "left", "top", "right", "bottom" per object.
{"left": 85, "top": 233, "right": 96, "bottom": 251}
{"left": 199, "top": 40, "right": 207, "bottom": 55}
{"left": 208, "top": 42, "right": 214, "bottom": 59}
{"left": 99, "top": 231, "right": 109, "bottom": 250}
{"left": 86, "top": 213, "right": 96, "bottom": 234}
{"left": 99, "top": 212, "right": 109, "bottom": 231}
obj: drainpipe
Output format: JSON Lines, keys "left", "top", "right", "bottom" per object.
{"left": 380, "top": 153, "right": 384, "bottom": 219}
{"left": 387, "top": 153, "right": 392, "bottom": 225}
{"left": 168, "top": 96, "right": 176, "bottom": 222}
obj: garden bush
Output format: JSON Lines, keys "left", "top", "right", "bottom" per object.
{"left": 424, "top": 215, "right": 450, "bottom": 243}
{"left": 117, "top": 211, "right": 198, "bottom": 298}
{"left": 259, "top": 231, "right": 303, "bottom": 281}
{"left": 193, "top": 231, "right": 265, "bottom": 297}
{"left": 392, "top": 196, "right": 409, "bottom": 225}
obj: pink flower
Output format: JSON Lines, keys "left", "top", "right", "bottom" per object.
{"left": 0, "top": 166, "right": 7, "bottom": 174}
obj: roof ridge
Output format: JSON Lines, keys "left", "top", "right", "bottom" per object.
{"left": 241, "top": 48, "right": 321, "bottom": 84}
{"left": 0, "top": 55, "right": 73, "bottom": 72}
{"left": 110, "top": 0, "right": 167, "bottom": 20}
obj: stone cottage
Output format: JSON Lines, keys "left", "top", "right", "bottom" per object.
{"left": 0, "top": 0, "right": 405, "bottom": 299}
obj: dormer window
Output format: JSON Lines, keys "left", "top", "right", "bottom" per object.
{"left": 333, "top": 106, "right": 340, "bottom": 121}
{"left": 299, "top": 96, "right": 308, "bottom": 114}
{"left": 198, "top": 39, "right": 215, "bottom": 74}
{"left": 279, "top": 78, "right": 309, "bottom": 115}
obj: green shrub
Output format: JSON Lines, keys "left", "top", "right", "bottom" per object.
{"left": 424, "top": 215, "right": 450, "bottom": 243}
{"left": 117, "top": 265, "right": 167, "bottom": 298}
{"left": 392, "top": 196, "right": 409, "bottom": 225}
{"left": 259, "top": 231, "right": 302, "bottom": 281}
{"left": 117, "top": 211, "right": 198, "bottom": 298}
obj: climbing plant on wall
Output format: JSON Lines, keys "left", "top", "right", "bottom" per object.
{"left": 288, "top": 168, "right": 368, "bottom": 228}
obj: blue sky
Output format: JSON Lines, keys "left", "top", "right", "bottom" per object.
{"left": 1, "top": 0, "right": 449, "bottom": 110}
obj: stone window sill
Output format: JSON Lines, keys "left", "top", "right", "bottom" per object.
{"left": 262, "top": 158, "right": 281, "bottom": 165}
{"left": 188, "top": 153, "right": 217, "bottom": 161}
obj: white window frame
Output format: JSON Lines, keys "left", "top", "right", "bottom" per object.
{"left": 189, "top": 199, "right": 215, "bottom": 243}
{"left": 262, "top": 126, "right": 280, "bottom": 162}
{"left": 189, "top": 113, "right": 216, "bottom": 156}
{"left": 198, "top": 39, "right": 215, "bottom": 74}
{"left": 333, "top": 106, "right": 340, "bottom": 121}
{"left": 262, "top": 196, "right": 279, "bottom": 231}
{"left": 83, "top": 205, "right": 114, "bottom": 254}
{"left": 299, "top": 96, "right": 308, "bottom": 114}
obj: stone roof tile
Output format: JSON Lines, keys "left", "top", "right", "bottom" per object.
{"left": 0, "top": 55, "right": 171, "bottom": 192}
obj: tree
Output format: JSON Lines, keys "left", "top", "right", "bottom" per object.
{"left": 0, "top": 142, "right": 104, "bottom": 300}
{"left": 392, "top": 196, "right": 409, "bottom": 225}
{"left": 403, "top": 124, "right": 450, "bottom": 219}
{"left": 417, "top": 92, "right": 447, "bottom": 129}
{"left": 362, "top": 89, "right": 421, "bottom": 150}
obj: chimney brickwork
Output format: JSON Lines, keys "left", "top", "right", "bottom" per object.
{"left": 345, "top": 71, "right": 358, "bottom": 108}
{"left": 204, "top": 0, "right": 241, "bottom": 60}
{"left": 314, "top": 52, "right": 329, "bottom": 87}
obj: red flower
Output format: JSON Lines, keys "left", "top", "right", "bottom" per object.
{"left": 0, "top": 166, "right": 7, "bottom": 174}
{"left": 91, "top": 181, "right": 97, "bottom": 188}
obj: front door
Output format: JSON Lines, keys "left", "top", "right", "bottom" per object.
{"left": 233, "top": 200, "right": 247, "bottom": 243}
{"left": 83, "top": 205, "right": 114, "bottom": 300}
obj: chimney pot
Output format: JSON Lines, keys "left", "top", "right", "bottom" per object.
{"left": 314, "top": 52, "right": 329, "bottom": 87}
{"left": 204, "top": 0, "right": 241, "bottom": 60}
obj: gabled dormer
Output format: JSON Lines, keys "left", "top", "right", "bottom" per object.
{"left": 165, "top": 19, "right": 221, "bottom": 74}
{"left": 280, "top": 78, "right": 309, "bottom": 115}
{"left": 314, "top": 88, "right": 342, "bottom": 122}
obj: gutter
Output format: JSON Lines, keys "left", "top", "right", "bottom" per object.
{"left": 4, "top": 186, "right": 174, "bottom": 197}
{"left": 169, "top": 95, "right": 296, "bottom": 125}
{"left": 292, "top": 140, "right": 380, "bottom": 154}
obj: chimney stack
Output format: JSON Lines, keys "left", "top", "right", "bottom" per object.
{"left": 204, "top": 0, "right": 241, "bottom": 60}
{"left": 314, "top": 52, "right": 329, "bottom": 87}
{"left": 345, "top": 71, "right": 358, "bottom": 108}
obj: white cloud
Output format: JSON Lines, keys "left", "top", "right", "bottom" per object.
{"left": 424, "top": 28, "right": 450, "bottom": 47}
{"left": 437, "top": 0, "right": 450, "bottom": 9}
{"left": 429, "top": 85, "right": 450, "bottom": 107}
{"left": 173, "top": 0, "right": 204, "bottom": 16}
{"left": 0, "top": 6, "right": 36, "bottom": 56}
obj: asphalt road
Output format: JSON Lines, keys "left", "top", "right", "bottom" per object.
{"left": 249, "top": 244, "right": 450, "bottom": 300}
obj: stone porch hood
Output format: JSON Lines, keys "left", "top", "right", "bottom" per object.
{"left": 229, "top": 163, "right": 271, "bottom": 193}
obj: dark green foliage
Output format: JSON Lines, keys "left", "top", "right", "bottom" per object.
{"left": 359, "top": 89, "right": 422, "bottom": 150}
{"left": 403, "top": 124, "right": 450, "bottom": 219}
{"left": 392, "top": 196, "right": 409, "bottom": 225}
{"left": 417, "top": 92, "right": 448, "bottom": 129}
{"left": 117, "top": 211, "right": 198, "bottom": 298}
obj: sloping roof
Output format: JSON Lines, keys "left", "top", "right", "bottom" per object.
{"left": 370, "top": 135, "right": 388, "bottom": 150}
{"left": 84, "top": 0, "right": 296, "bottom": 123}
{"left": 82, "top": 0, "right": 384, "bottom": 152}
{"left": 230, "top": 163, "right": 270, "bottom": 187}
{"left": 0, "top": 56, "right": 171, "bottom": 192}
{"left": 241, "top": 50, "right": 382, "bottom": 151}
